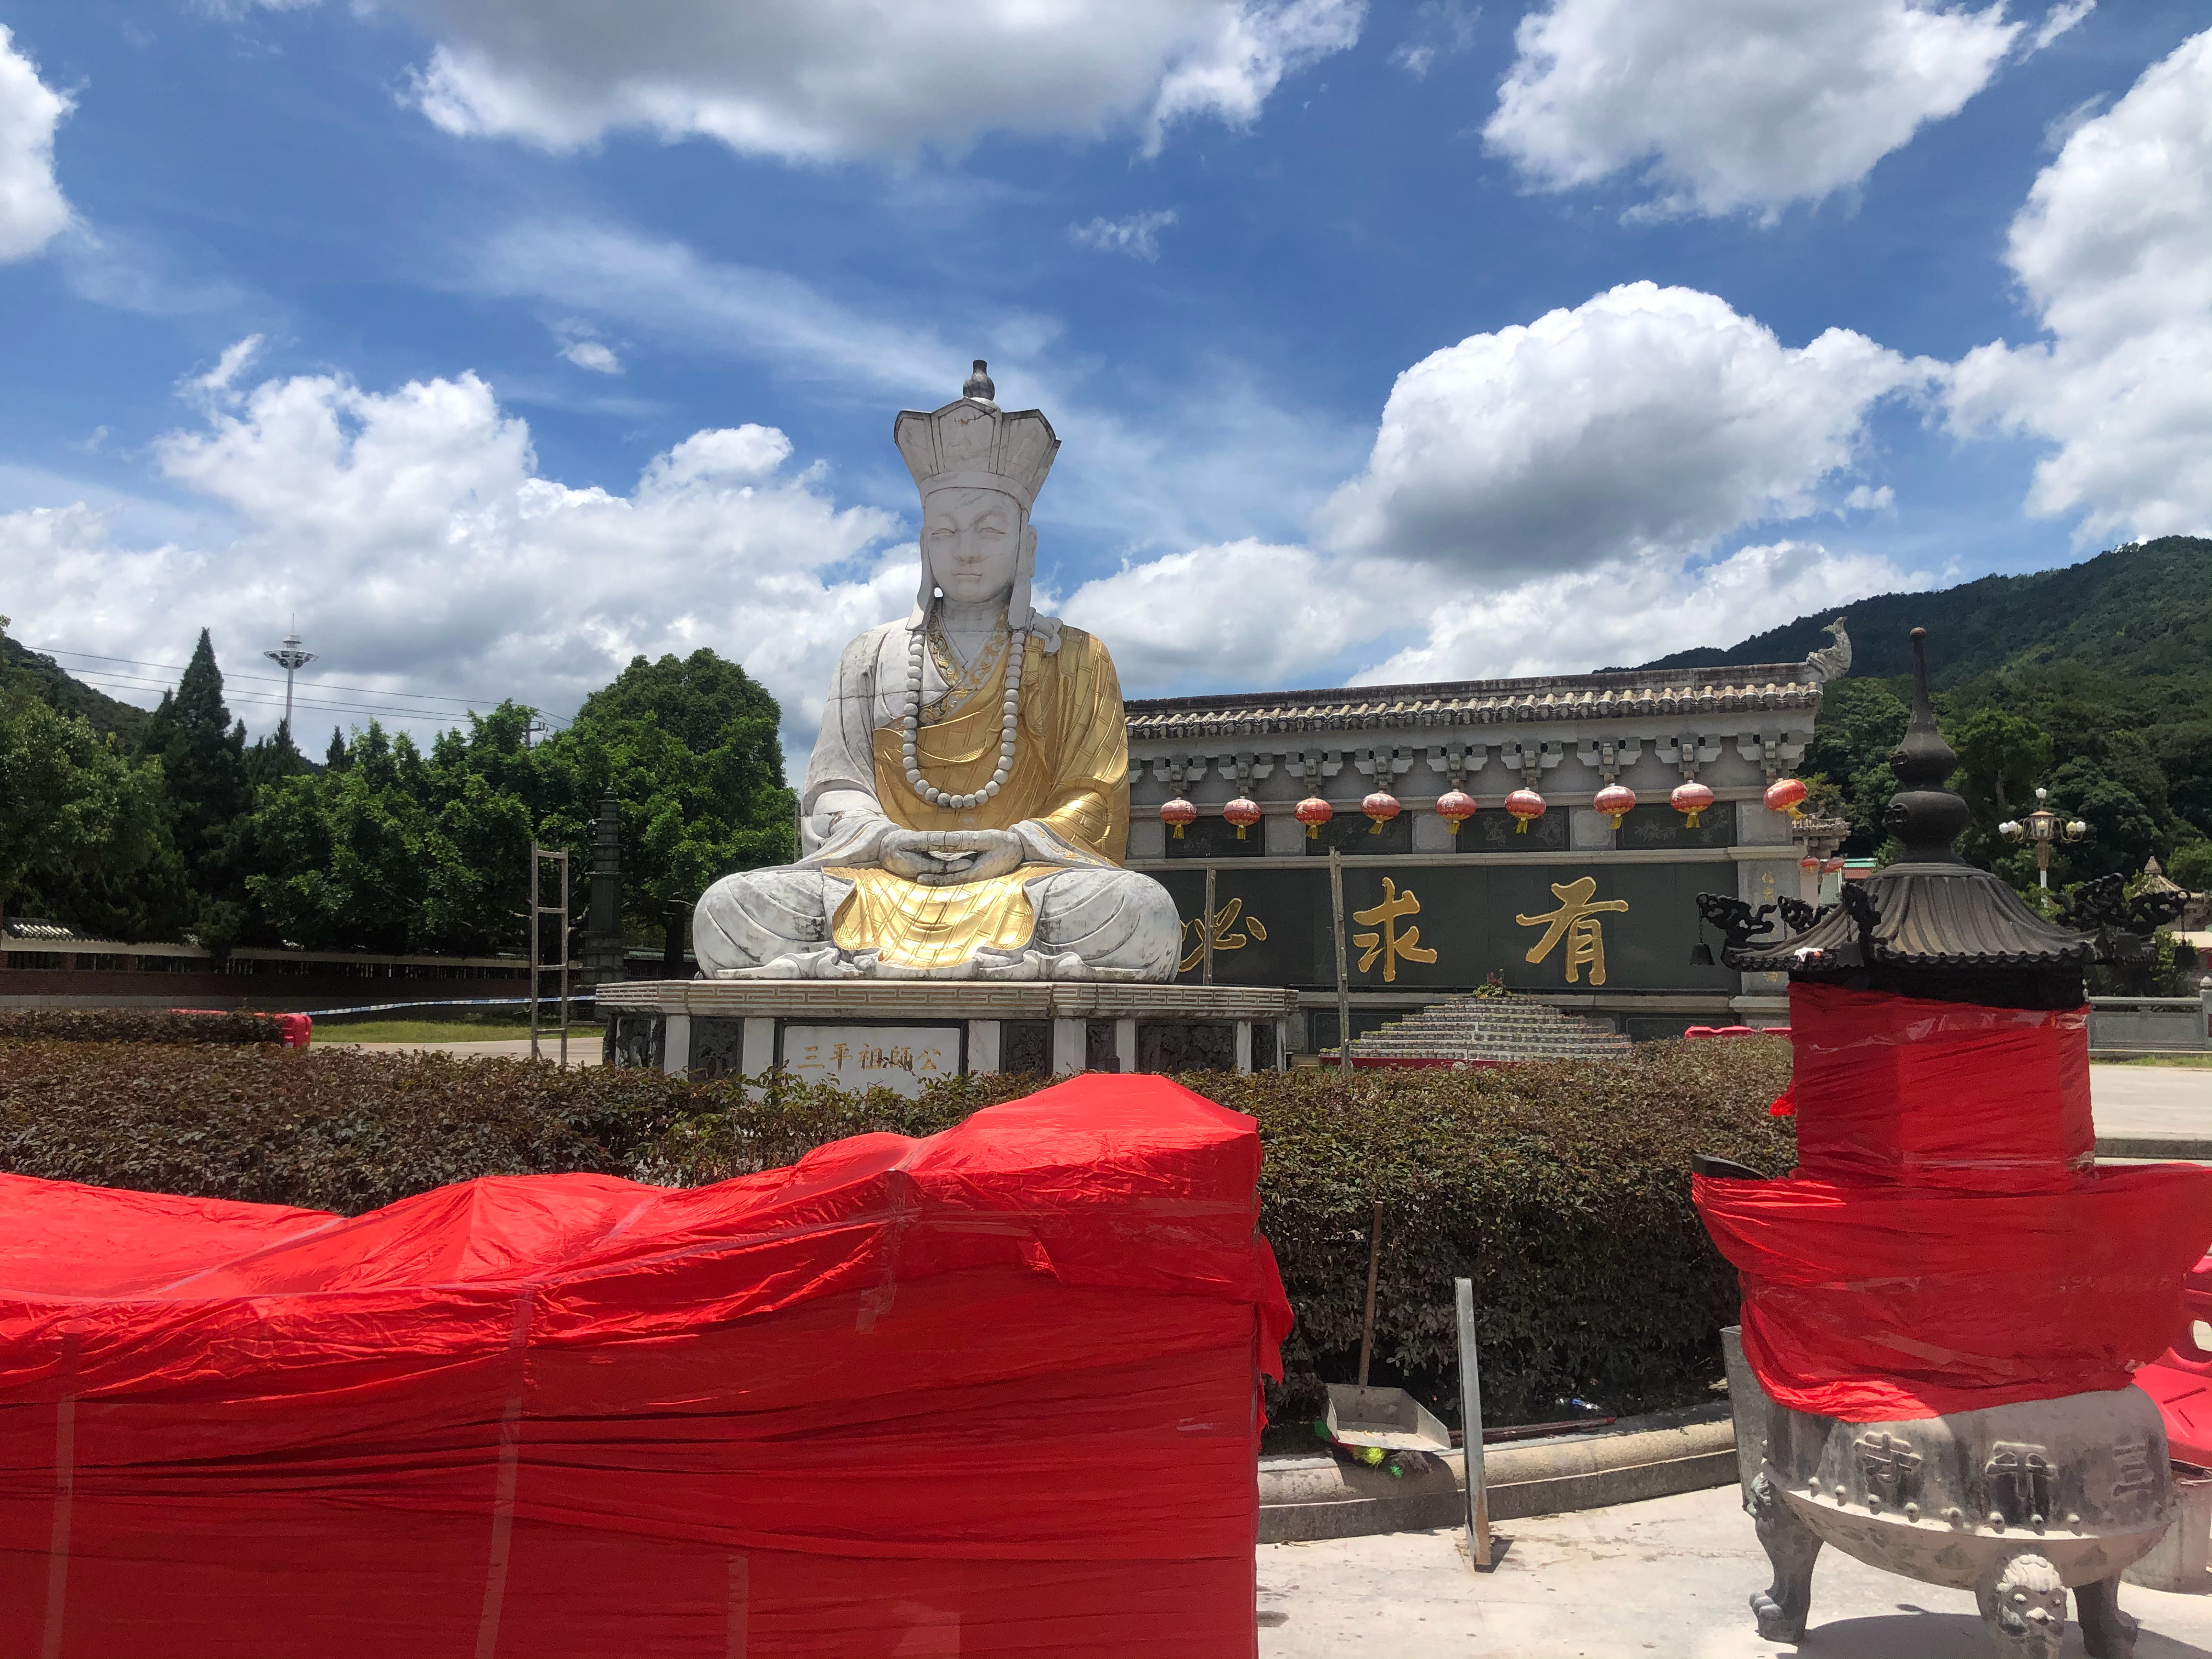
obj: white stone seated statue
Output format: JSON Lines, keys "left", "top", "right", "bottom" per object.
{"left": 694, "top": 364, "right": 1180, "bottom": 981}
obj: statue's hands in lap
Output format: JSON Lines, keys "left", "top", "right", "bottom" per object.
{"left": 878, "top": 828, "right": 1026, "bottom": 887}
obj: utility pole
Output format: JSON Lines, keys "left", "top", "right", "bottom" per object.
{"left": 262, "top": 629, "right": 317, "bottom": 736}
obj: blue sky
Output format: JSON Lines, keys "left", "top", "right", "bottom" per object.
{"left": 1, "top": 1, "right": 2208, "bottom": 753}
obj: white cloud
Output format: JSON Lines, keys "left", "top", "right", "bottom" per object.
{"left": 2029, "top": 0, "right": 2094, "bottom": 54}
{"left": 1948, "top": 29, "right": 2212, "bottom": 543}
{"left": 1068, "top": 210, "right": 1179, "bottom": 262}
{"left": 1485, "top": 0, "right": 2020, "bottom": 220}
{"left": 6, "top": 354, "right": 905, "bottom": 752}
{"left": 346, "top": 0, "right": 1361, "bottom": 162}
{"left": 1060, "top": 539, "right": 1410, "bottom": 693}
{"left": 1391, "top": 1, "right": 1481, "bottom": 79}
{"left": 558, "top": 338, "right": 622, "bottom": 374}
{"left": 1318, "top": 282, "right": 1932, "bottom": 579}
{"left": 1062, "top": 533, "right": 1923, "bottom": 695}
{"left": 0, "top": 24, "right": 72, "bottom": 261}
{"left": 1354, "top": 540, "right": 1925, "bottom": 685}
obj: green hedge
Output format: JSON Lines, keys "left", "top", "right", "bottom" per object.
{"left": 0, "top": 1008, "right": 288, "bottom": 1045}
{"left": 0, "top": 1037, "right": 1793, "bottom": 1423}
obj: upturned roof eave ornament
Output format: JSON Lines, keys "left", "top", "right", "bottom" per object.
{"left": 1714, "top": 628, "right": 2098, "bottom": 980}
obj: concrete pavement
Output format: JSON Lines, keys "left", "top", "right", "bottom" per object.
{"left": 326, "top": 1036, "right": 602, "bottom": 1065}
{"left": 2093, "top": 1064, "right": 2212, "bottom": 1144}
{"left": 1257, "top": 1484, "right": 2212, "bottom": 1658}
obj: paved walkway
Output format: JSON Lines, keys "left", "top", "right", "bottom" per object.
{"left": 2094, "top": 1064, "right": 2212, "bottom": 1143}
{"left": 1259, "top": 1485, "right": 2212, "bottom": 1658}
{"left": 327, "top": 1036, "right": 601, "bottom": 1065}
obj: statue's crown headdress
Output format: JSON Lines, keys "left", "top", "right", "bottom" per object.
{"left": 894, "top": 361, "right": 1059, "bottom": 512}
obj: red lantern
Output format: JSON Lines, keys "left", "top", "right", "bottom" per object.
{"left": 1361, "top": 790, "right": 1401, "bottom": 834}
{"left": 1592, "top": 783, "right": 1637, "bottom": 829}
{"left": 1671, "top": 780, "right": 1716, "bottom": 829}
{"left": 1294, "top": 794, "right": 1334, "bottom": 839}
{"left": 1435, "top": 789, "right": 1476, "bottom": 834}
{"left": 1764, "top": 777, "right": 1809, "bottom": 820}
{"left": 1505, "top": 788, "right": 1546, "bottom": 833}
{"left": 1799, "top": 854, "right": 1821, "bottom": 873}
{"left": 1223, "top": 796, "right": 1262, "bottom": 839}
{"left": 1159, "top": 795, "right": 1197, "bottom": 839}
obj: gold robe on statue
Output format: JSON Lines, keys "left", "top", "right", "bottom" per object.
{"left": 824, "top": 627, "right": 1130, "bottom": 970}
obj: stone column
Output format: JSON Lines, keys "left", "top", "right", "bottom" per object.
{"left": 1051, "top": 1018, "right": 1085, "bottom": 1075}
{"left": 579, "top": 794, "right": 627, "bottom": 992}
{"left": 967, "top": 1019, "right": 1002, "bottom": 1075}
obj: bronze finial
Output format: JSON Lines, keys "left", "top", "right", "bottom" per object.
{"left": 962, "top": 359, "right": 997, "bottom": 406}
{"left": 1882, "top": 627, "right": 1971, "bottom": 862}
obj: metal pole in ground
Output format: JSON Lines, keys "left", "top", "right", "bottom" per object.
{"left": 1357, "top": 1200, "right": 1384, "bottom": 1387}
{"left": 1456, "top": 1276, "right": 1493, "bottom": 1568}
{"left": 1202, "top": 864, "right": 1217, "bottom": 986}
{"left": 558, "top": 848, "right": 571, "bottom": 1068}
{"left": 1329, "top": 845, "right": 1352, "bottom": 1073}
{"left": 528, "top": 843, "right": 541, "bottom": 1063}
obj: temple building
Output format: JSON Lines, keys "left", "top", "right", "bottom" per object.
{"left": 1123, "top": 641, "right": 1847, "bottom": 1052}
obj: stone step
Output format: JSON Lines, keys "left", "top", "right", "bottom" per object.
{"left": 1337, "top": 991, "right": 1632, "bottom": 1063}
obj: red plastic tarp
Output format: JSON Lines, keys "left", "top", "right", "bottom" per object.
{"left": 1695, "top": 982, "right": 2212, "bottom": 1421}
{"left": 1697, "top": 1164, "right": 2212, "bottom": 1420}
{"left": 171, "top": 1008, "right": 312, "bottom": 1047}
{"left": 0, "top": 1073, "right": 1291, "bottom": 1658}
{"left": 1787, "top": 983, "right": 2092, "bottom": 1192}
{"left": 2134, "top": 1254, "right": 2212, "bottom": 1464}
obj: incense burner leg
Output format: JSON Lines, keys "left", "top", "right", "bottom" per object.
{"left": 1977, "top": 1553, "right": 2067, "bottom": 1659}
{"left": 1747, "top": 1473, "right": 1821, "bottom": 1641}
{"left": 2075, "top": 1572, "right": 2138, "bottom": 1659}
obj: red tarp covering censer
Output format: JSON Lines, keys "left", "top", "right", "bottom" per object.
{"left": 0, "top": 1074, "right": 1292, "bottom": 1658}
{"left": 1695, "top": 983, "right": 2212, "bottom": 1423}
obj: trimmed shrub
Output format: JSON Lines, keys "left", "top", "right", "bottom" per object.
{"left": 0, "top": 1008, "right": 290, "bottom": 1046}
{"left": 0, "top": 1042, "right": 697, "bottom": 1214}
{"left": 0, "top": 1038, "right": 1792, "bottom": 1423}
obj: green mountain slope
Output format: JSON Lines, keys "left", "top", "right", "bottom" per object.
{"left": 1624, "top": 537, "right": 2212, "bottom": 984}
{"left": 2, "top": 630, "right": 151, "bottom": 746}
{"left": 1629, "top": 536, "right": 2212, "bottom": 685}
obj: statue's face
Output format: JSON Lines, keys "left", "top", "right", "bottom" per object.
{"left": 924, "top": 487, "right": 1024, "bottom": 606}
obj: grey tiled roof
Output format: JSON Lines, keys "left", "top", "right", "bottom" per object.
{"left": 1124, "top": 664, "right": 1820, "bottom": 740}
{"left": 1731, "top": 862, "right": 2098, "bottom": 972}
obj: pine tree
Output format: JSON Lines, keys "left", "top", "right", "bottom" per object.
{"left": 326, "top": 727, "right": 349, "bottom": 771}
{"left": 246, "top": 720, "right": 308, "bottom": 786}
{"left": 138, "top": 629, "right": 251, "bottom": 904}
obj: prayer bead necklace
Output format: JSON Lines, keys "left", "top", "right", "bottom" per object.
{"left": 904, "top": 612, "right": 1023, "bottom": 811}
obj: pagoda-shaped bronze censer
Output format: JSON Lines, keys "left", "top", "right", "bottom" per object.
{"left": 1694, "top": 629, "right": 2212, "bottom": 1659}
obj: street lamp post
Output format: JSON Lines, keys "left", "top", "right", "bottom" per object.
{"left": 1999, "top": 786, "right": 2089, "bottom": 891}
{"left": 262, "top": 631, "right": 317, "bottom": 735}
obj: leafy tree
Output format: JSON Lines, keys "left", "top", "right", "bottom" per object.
{"left": 1949, "top": 707, "right": 2053, "bottom": 867}
{"left": 1802, "top": 678, "right": 1910, "bottom": 856}
{"left": 2169, "top": 841, "right": 2212, "bottom": 891}
{"left": 243, "top": 722, "right": 431, "bottom": 953}
{"left": 541, "top": 650, "right": 795, "bottom": 955}
{"left": 0, "top": 687, "right": 171, "bottom": 936}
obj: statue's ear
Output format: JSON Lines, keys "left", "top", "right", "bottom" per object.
{"left": 1022, "top": 522, "right": 1037, "bottom": 562}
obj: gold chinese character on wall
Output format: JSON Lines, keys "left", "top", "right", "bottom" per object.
{"left": 1178, "top": 897, "right": 1268, "bottom": 974}
{"left": 1516, "top": 876, "right": 1629, "bottom": 985}
{"left": 1353, "top": 878, "right": 1438, "bottom": 983}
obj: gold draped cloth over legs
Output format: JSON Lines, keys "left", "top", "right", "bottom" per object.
{"left": 825, "top": 628, "right": 1130, "bottom": 971}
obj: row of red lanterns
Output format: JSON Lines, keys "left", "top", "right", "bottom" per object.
{"left": 1159, "top": 775, "right": 1810, "bottom": 839}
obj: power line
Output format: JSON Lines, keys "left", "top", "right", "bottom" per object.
{"left": 63, "top": 668, "right": 569, "bottom": 728}
{"left": 32, "top": 647, "right": 517, "bottom": 708}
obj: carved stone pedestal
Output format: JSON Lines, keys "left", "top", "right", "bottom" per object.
{"left": 1744, "top": 1385, "right": 2169, "bottom": 1658}
{"left": 597, "top": 978, "right": 1297, "bottom": 1094}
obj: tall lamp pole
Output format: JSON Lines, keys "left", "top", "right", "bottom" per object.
{"left": 1999, "top": 786, "right": 2088, "bottom": 891}
{"left": 262, "top": 631, "right": 317, "bottom": 735}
